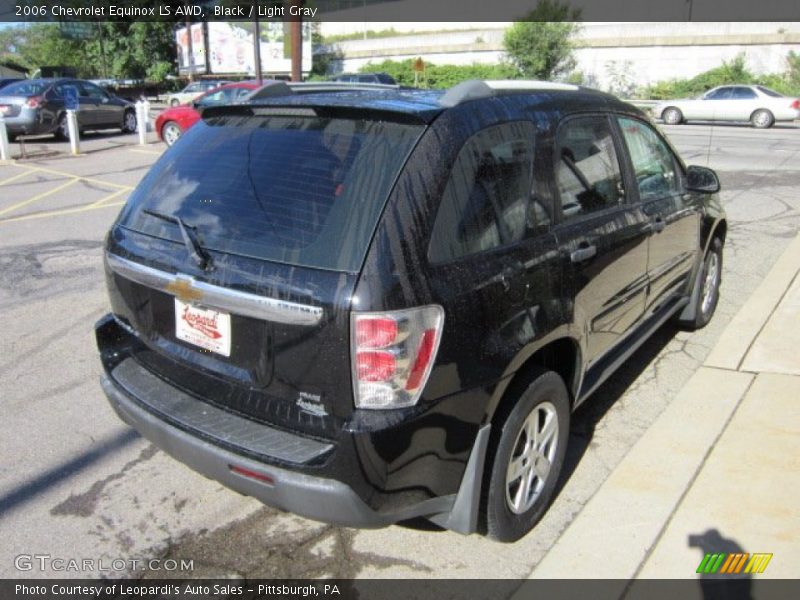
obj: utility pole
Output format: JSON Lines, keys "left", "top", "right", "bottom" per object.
{"left": 185, "top": 2, "right": 195, "bottom": 82}
{"left": 290, "top": 0, "right": 303, "bottom": 82}
{"left": 253, "top": 4, "right": 263, "bottom": 85}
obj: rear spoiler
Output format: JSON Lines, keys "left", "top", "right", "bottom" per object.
{"left": 244, "top": 81, "right": 402, "bottom": 102}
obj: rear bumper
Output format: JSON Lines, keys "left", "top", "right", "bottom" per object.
{"left": 101, "top": 371, "right": 457, "bottom": 529}
{"left": 96, "top": 311, "right": 491, "bottom": 533}
{"left": 2, "top": 115, "right": 45, "bottom": 135}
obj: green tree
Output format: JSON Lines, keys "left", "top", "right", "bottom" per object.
{"left": 503, "top": 0, "right": 581, "bottom": 80}
{"left": 14, "top": 24, "right": 88, "bottom": 76}
{"left": 5, "top": 21, "right": 176, "bottom": 81}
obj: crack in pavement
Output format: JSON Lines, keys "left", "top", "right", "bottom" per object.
{"left": 50, "top": 444, "right": 158, "bottom": 518}
{"left": 137, "top": 508, "right": 434, "bottom": 580}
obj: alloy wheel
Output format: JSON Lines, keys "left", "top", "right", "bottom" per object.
{"left": 505, "top": 401, "right": 559, "bottom": 515}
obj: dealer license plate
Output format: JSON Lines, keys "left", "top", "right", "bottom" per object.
{"left": 174, "top": 299, "right": 231, "bottom": 357}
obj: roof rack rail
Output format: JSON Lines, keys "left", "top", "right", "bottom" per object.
{"left": 245, "top": 80, "right": 401, "bottom": 102}
{"left": 439, "top": 79, "right": 581, "bottom": 107}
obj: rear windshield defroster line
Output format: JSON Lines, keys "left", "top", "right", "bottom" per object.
{"left": 118, "top": 114, "right": 425, "bottom": 272}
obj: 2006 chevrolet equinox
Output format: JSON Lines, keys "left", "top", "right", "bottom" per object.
{"left": 96, "top": 80, "right": 726, "bottom": 542}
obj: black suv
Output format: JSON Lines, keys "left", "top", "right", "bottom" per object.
{"left": 96, "top": 80, "right": 725, "bottom": 542}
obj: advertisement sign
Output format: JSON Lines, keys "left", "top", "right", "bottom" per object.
{"left": 176, "top": 22, "right": 312, "bottom": 76}
{"left": 175, "top": 23, "right": 207, "bottom": 74}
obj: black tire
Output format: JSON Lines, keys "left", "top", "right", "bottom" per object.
{"left": 483, "top": 368, "right": 570, "bottom": 543}
{"left": 122, "top": 109, "right": 137, "bottom": 133}
{"left": 677, "top": 237, "right": 723, "bottom": 331}
{"left": 54, "top": 113, "right": 70, "bottom": 141}
{"left": 170, "top": 98, "right": 180, "bottom": 107}
{"left": 662, "top": 107, "right": 683, "bottom": 125}
{"left": 750, "top": 109, "right": 774, "bottom": 129}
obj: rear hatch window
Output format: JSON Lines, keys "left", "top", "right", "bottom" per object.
{"left": 118, "top": 113, "right": 425, "bottom": 272}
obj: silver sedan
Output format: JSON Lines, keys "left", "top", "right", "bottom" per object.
{"left": 654, "top": 85, "right": 800, "bottom": 128}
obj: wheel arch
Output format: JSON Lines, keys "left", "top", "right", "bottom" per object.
{"left": 750, "top": 107, "right": 774, "bottom": 120}
{"left": 702, "top": 216, "right": 727, "bottom": 255}
{"left": 485, "top": 336, "right": 582, "bottom": 426}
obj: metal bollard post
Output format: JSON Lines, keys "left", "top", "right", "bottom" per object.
{"left": 143, "top": 99, "right": 151, "bottom": 132}
{"left": 136, "top": 101, "right": 147, "bottom": 145}
{"left": 66, "top": 109, "right": 80, "bottom": 155}
{"left": 0, "top": 116, "right": 10, "bottom": 161}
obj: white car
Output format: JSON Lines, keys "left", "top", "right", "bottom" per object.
{"left": 165, "top": 80, "right": 231, "bottom": 107}
{"left": 654, "top": 85, "right": 800, "bottom": 128}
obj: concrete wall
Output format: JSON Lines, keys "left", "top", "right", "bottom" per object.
{"left": 318, "top": 22, "right": 800, "bottom": 90}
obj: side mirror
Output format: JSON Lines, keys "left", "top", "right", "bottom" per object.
{"left": 686, "top": 165, "right": 720, "bottom": 194}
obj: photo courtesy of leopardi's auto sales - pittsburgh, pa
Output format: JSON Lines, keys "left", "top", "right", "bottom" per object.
{"left": 14, "top": 582, "right": 338, "bottom": 598}
{"left": 96, "top": 79, "right": 726, "bottom": 543}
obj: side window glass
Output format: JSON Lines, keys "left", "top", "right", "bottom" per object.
{"left": 617, "top": 117, "right": 680, "bottom": 201}
{"left": 731, "top": 87, "right": 756, "bottom": 99}
{"left": 555, "top": 116, "right": 624, "bottom": 221}
{"left": 81, "top": 83, "right": 105, "bottom": 99}
{"left": 428, "top": 122, "right": 536, "bottom": 263}
{"left": 706, "top": 88, "right": 731, "bottom": 100}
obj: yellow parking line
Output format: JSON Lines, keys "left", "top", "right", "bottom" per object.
{"left": 0, "top": 178, "right": 80, "bottom": 217}
{"left": 0, "top": 169, "right": 36, "bottom": 187}
{"left": 10, "top": 163, "right": 134, "bottom": 190}
{"left": 0, "top": 200, "right": 126, "bottom": 224}
{"left": 87, "top": 188, "right": 129, "bottom": 208}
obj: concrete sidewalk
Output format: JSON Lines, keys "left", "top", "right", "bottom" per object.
{"left": 528, "top": 233, "right": 800, "bottom": 583}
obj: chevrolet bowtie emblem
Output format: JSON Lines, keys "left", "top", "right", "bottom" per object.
{"left": 166, "top": 277, "right": 203, "bottom": 303}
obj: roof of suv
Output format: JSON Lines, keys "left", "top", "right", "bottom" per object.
{"left": 229, "top": 80, "right": 636, "bottom": 124}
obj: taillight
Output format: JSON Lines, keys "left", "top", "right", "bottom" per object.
{"left": 351, "top": 306, "right": 444, "bottom": 409}
{"left": 25, "top": 96, "right": 44, "bottom": 109}
{"left": 791, "top": 99, "right": 800, "bottom": 110}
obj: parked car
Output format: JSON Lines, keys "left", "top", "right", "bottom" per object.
{"left": 0, "top": 77, "right": 24, "bottom": 91}
{"left": 655, "top": 84, "right": 800, "bottom": 128}
{"left": 329, "top": 72, "right": 397, "bottom": 85}
{"left": 165, "top": 80, "right": 231, "bottom": 107}
{"left": 155, "top": 81, "right": 261, "bottom": 147}
{"left": 0, "top": 78, "right": 136, "bottom": 140}
{"left": 96, "top": 80, "right": 726, "bottom": 542}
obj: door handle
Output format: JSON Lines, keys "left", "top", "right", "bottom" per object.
{"left": 570, "top": 244, "right": 597, "bottom": 263}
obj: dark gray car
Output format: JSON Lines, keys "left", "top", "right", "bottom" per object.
{"left": 0, "top": 78, "right": 136, "bottom": 140}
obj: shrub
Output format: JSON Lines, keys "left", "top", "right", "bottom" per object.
{"left": 357, "top": 59, "right": 519, "bottom": 89}
{"left": 641, "top": 53, "right": 800, "bottom": 99}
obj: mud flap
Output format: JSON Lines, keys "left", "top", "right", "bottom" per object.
{"left": 428, "top": 424, "right": 491, "bottom": 535}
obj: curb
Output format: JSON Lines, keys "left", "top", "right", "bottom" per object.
{"left": 525, "top": 233, "right": 800, "bottom": 580}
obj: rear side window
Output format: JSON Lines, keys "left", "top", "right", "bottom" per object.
{"left": 2, "top": 81, "right": 47, "bottom": 96}
{"left": 756, "top": 85, "right": 783, "bottom": 98}
{"left": 555, "top": 116, "right": 624, "bottom": 221}
{"left": 730, "top": 87, "right": 756, "bottom": 99}
{"left": 119, "top": 115, "right": 424, "bottom": 272}
{"left": 428, "top": 122, "right": 535, "bottom": 263}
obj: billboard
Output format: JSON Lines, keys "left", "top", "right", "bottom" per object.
{"left": 176, "top": 22, "right": 313, "bottom": 76}
{"left": 176, "top": 23, "right": 207, "bottom": 75}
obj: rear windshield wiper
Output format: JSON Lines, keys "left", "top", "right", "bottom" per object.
{"left": 142, "top": 209, "right": 214, "bottom": 271}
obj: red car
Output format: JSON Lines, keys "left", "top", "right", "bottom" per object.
{"left": 156, "top": 81, "right": 261, "bottom": 146}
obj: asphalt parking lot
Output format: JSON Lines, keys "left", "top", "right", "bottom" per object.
{"left": 1, "top": 121, "right": 799, "bottom": 580}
